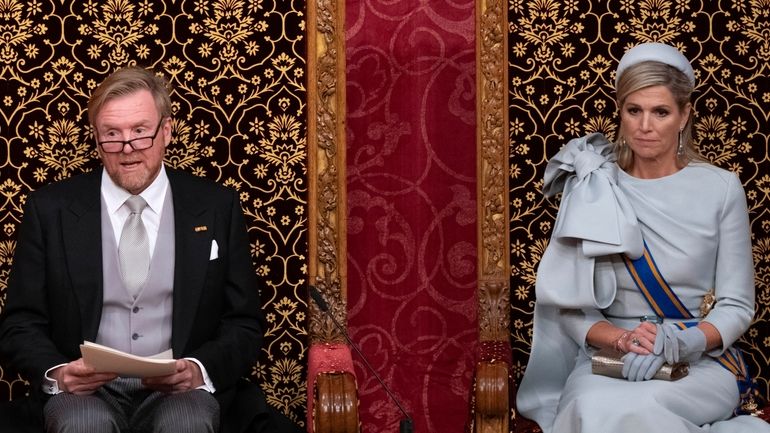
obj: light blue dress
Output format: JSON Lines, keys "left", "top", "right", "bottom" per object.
{"left": 516, "top": 133, "right": 770, "bottom": 432}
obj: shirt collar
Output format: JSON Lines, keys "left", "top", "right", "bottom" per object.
{"left": 101, "top": 165, "right": 169, "bottom": 215}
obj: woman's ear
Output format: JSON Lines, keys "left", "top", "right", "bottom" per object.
{"left": 680, "top": 102, "right": 692, "bottom": 130}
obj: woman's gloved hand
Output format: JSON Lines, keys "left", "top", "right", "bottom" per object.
{"left": 621, "top": 352, "right": 666, "bottom": 381}
{"left": 621, "top": 325, "right": 666, "bottom": 381}
{"left": 661, "top": 325, "right": 706, "bottom": 363}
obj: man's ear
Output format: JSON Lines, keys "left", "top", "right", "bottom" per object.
{"left": 162, "top": 117, "right": 173, "bottom": 147}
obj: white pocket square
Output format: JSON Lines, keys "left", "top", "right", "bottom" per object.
{"left": 210, "top": 240, "right": 219, "bottom": 260}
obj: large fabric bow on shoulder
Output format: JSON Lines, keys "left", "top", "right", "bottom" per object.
{"left": 517, "top": 133, "right": 645, "bottom": 428}
{"left": 536, "top": 132, "right": 643, "bottom": 309}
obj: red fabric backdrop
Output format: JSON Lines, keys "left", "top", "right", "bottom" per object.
{"left": 345, "top": 1, "right": 478, "bottom": 431}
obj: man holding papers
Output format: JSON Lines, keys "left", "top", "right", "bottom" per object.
{"left": 0, "top": 67, "right": 297, "bottom": 432}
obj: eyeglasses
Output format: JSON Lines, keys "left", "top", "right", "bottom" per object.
{"left": 97, "top": 118, "right": 165, "bottom": 153}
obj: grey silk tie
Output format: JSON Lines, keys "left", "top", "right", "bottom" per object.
{"left": 119, "top": 195, "right": 150, "bottom": 297}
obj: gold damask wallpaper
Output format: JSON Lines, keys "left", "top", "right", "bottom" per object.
{"left": 0, "top": 0, "right": 308, "bottom": 425}
{"left": 508, "top": 0, "right": 770, "bottom": 402}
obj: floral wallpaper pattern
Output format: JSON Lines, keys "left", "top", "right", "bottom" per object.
{"left": 0, "top": 0, "right": 308, "bottom": 426}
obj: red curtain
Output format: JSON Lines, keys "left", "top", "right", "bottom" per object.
{"left": 345, "top": 1, "right": 478, "bottom": 431}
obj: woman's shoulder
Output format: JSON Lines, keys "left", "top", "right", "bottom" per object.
{"left": 682, "top": 163, "right": 748, "bottom": 209}
{"left": 685, "top": 162, "right": 741, "bottom": 187}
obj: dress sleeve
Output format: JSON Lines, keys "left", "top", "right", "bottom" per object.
{"left": 561, "top": 308, "right": 608, "bottom": 351}
{"left": 704, "top": 173, "right": 755, "bottom": 352}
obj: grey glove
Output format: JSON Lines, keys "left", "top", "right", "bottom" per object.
{"left": 622, "top": 327, "right": 667, "bottom": 381}
{"left": 622, "top": 352, "right": 666, "bottom": 381}
{"left": 661, "top": 324, "right": 707, "bottom": 364}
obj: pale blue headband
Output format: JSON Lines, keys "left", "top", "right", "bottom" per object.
{"left": 615, "top": 42, "right": 695, "bottom": 87}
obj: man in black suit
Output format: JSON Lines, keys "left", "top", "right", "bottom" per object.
{"left": 0, "top": 67, "right": 295, "bottom": 433}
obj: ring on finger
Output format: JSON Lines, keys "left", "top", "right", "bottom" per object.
{"left": 631, "top": 337, "right": 641, "bottom": 346}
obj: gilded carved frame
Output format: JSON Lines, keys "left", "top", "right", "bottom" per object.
{"left": 306, "top": 0, "right": 511, "bottom": 350}
{"left": 307, "top": 0, "right": 348, "bottom": 344}
{"left": 477, "top": 0, "right": 511, "bottom": 343}
{"left": 474, "top": 1, "right": 512, "bottom": 432}
{"left": 307, "top": 1, "right": 512, "bottom": 429}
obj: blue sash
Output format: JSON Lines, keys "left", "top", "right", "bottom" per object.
{"left": 623, "top": 242, "right": 753, "bottom": 411}
{"left": 622, "top": 241, "right": 692, "bottom": 320}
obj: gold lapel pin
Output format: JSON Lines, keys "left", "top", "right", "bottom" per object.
{"left": 194, "top": 225, "right": 208, "bottom": 232}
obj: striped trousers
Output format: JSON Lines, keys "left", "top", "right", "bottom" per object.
{"left": 43, "top": 378, "right": 220, "bottom": 433}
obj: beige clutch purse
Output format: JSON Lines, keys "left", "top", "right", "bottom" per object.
{"left": 591, "top": 348, "right": 689, "bottom": 381}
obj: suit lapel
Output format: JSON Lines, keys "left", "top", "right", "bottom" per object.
{"left": 61, "top": 171, "right": 104, "bottom": 340}
{"left": 168, "top": 169, "right": 216, "bottom": 353}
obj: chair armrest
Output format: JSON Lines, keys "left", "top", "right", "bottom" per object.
{"left": 313, "top": 371, "right": 359, "bottom": 433}
{"left": 476, "top": 361, "right": 509, "bottom": 416}
{"left": 473, "top": 360, "right": 509, "bottom": 433}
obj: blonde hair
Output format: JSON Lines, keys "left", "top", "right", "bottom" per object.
{"left": 88, "top": 66, "right": 172, "bottom": 126}
{"left": 613, "top": 61, "right": 702, "bottom": 170}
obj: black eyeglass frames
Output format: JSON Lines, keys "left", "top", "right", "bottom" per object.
{"left": 96, "top": 117, "right": 166, "bottom": 153}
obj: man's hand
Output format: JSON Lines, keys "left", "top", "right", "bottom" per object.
{"left": 142, "top": 359, "right": 204, "bottom": 394}
{"left": 51, "top": 359, "right": 118, "bottom": 395}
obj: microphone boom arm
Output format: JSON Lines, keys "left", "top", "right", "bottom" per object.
{"left": 309, "top": 285, "right": 414, "bottom": 433}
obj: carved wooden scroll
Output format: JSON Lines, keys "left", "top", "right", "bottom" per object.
{"left": 307, "top": 0, "right": 348, "bottom": 344}
{"left": 475, "top": 0, "right": 511, "bottom": 432}
{"left": 307, "top": 0, "right": 359, "bottom": 431}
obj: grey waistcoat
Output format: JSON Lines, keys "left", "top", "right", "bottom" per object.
{"left": 96, "top": 189, "right": 175, "bottom": 357}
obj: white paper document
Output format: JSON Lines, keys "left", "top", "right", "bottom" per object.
{"left": 80, "top": 341, "right": 176, "bottom": 378}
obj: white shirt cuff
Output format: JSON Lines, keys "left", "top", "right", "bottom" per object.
{"left": 185, "top": 358, "right": 216, "bottom": 393}
{"left": 42, "top": 364, "right": 68, "bottom": 395}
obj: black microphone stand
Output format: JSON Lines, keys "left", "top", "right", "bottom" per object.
{"left": 309, "top": 285, "right": 414, "bottom": 433}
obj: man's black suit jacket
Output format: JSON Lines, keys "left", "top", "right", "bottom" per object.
{"left": 0, "top": 167, "right": 268, "bottom": 432}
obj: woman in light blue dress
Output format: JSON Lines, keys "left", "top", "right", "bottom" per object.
{"left": 516, "top": 43, "right": 770, "bottom": 432}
